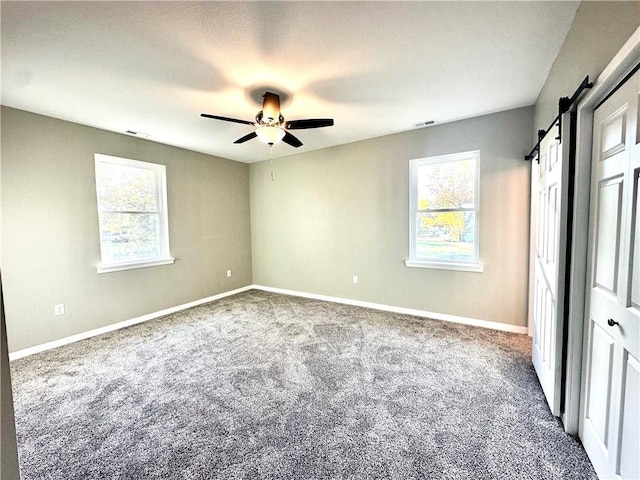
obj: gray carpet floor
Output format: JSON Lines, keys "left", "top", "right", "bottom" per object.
{"left": 10, "top": 289, "right": 596, "bottom": 479}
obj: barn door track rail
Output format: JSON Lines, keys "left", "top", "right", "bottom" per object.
{"left": 525, "top": 76, "right": 593, "bottom": 162}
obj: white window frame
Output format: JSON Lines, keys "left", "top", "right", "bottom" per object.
{"left": 405, "top": 150, "right": 483, "bottom": 272}
{"left": 94, "top": 153, "right": 174, "bottom": 273}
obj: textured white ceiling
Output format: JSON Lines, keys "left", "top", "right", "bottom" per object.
{"left": 1, "top": 1, "right": 579, "bottom": 163}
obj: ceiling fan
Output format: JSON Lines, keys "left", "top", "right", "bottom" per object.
{"left": 201, "top": 92, "right": 334, "bottom": 148}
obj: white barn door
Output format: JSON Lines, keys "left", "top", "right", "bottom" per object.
{"left": 580, "top": 69, "right": 639, "bottom": 480}
{"left": 531, "top": 122, "right": 570, "bottom": 417}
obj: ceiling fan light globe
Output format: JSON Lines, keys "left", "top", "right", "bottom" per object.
{"left": 256, "top": 126, "right": 285, "bottom": 145}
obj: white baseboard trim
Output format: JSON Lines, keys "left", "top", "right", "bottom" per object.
{"left": 10, "top": 283, "right": 526, "bottom": 360}
{"left": 251, "top": 284, "right": 528, "bottom": 334}
{"left": 9, "top": 285, "right": 254, "bottom": 361}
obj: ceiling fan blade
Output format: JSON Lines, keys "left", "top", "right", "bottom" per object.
{"left": 282, "top": 131, "right": 303, "bottom": 148}
{"left": 262, "top": 92, "right": 281, "bottom": 123}
{"left": 285, "top": 119, "right": 334, "bottom": 130}
{"left": 201, "top": 114, "right": 253, "bottom": 125}
{"left": 233, "top": 132, "right": 258, "bottom": 144}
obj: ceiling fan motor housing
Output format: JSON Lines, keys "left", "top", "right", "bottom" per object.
{"left": 262, "top": 92, "right": 282, "bottom": 123}
{"left": 201, "top": 90, "right": 333, "bottom": 148}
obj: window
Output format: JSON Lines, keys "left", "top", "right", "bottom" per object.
{"left": 95, "top": 154, "right": 174, "bottom": 273}
{"left": 406, "top": 150, "right": 483, "bottom": 272}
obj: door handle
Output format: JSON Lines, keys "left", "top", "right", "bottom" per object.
{"left": 607, "top": 318, "right": 620, "bottom": 327}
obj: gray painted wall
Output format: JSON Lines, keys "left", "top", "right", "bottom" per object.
{"left": 1, "top": 106, "right": 253, "bottom": 352}
{"left": 250, "top": 107, "right": 533, "bottom": 327}
{"left": 534, "top": 1, "right": 640, "bottom": 134}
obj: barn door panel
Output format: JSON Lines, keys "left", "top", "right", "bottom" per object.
{"left": 531, "top": 121, "right": 570, "bottom": 417}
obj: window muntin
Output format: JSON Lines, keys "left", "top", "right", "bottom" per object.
{"left": 95, "top": 154, "right": 173, "bottom": 273}
{"left": 408, "top": 151, "right": 481, "bottom": 271}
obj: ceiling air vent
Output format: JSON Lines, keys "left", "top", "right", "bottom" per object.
{"left": 414, "top": 120, "right": 436, "bottom": 128}
{"left": 125, "top": 130, "right": 151, "bottom": 138}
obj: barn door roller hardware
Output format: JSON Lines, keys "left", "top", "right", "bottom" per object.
{"left": 525, "top": 76, "right": 593, "bottom": 162}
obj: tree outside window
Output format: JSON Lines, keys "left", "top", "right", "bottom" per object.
{"left": 95, "top": 154, "right": 173, "bottom": 273}
{"left": 408, "top": 151, "right": 481, "bottom": 269}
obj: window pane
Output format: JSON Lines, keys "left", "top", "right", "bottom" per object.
{"left": 99, "top": 213, "right": 161, "bottom": 264}
{"left": 417, "top": 159, "right": 476, "bottom": 210}
{"left": 416, "top": 211, "right": 475, "bottom": 261}
{"left": 97, "top": 163, "right": 157, "bottom": 212}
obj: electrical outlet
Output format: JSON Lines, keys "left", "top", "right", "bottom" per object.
{"left": 352, "top": 275, "right": 358, "bottom": 284}
{"left": 54, "top": 304, "right": 65, "bottom": 316}
{"left": 226, "top": 270, "right": 232, "bottom": 278}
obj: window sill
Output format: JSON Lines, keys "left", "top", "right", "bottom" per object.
{"left": 97, "top": 257, "right": 175, "bottom": 274}
{"left": 404, "top": 260, "right": 484, "bottom": 273}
